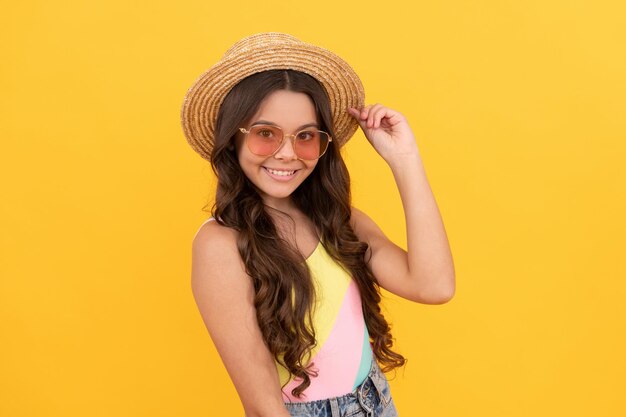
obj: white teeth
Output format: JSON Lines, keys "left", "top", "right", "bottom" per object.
{"left": 266, "top": 168, "right": 295, "bottom": 176}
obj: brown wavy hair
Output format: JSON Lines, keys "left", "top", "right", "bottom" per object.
{"left": 206, "top": 69, "right": 405, "bottom": 398}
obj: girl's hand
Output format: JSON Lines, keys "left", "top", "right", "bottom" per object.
{"left": 347, "top": 104, "right": 420, "bottom": 165}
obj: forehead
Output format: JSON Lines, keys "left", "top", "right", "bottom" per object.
{"left": 248, "top": 90, "right": 317, "bottom": 128}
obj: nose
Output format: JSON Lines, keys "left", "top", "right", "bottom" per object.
{"left": 273, "top": 135, "right": 298, "bottom": 161}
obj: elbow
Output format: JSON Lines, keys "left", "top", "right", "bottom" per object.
{"left": 431, "top": 284, "right": 455, "bottom": 304}
{"left": 414, "top": 275, "right": 456, "bottom": 305}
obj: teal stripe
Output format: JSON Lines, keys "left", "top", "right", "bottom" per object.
{"left": 352, "top": 324, "right": 373, "bottom": 389}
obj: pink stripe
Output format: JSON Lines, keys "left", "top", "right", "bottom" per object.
{"left": 282, "top": 280, "right": 365, "bottom": 402}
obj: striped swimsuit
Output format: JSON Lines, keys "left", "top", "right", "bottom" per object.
{"left": 199, "top": 217, "right": 374, "bottom": 402}
{"left": 279, "top": 238, "right": 373, "bottom": 402}
{"left": 197, "top": 218, "right": 398, "bottom": 417}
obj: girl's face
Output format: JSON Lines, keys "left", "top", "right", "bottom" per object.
{"left": 234, "top": 89, "right": 320, "bottom": 209}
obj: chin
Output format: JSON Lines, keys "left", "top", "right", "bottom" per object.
{"left": 262, "top": 188, "right": 298, "bottom": 200}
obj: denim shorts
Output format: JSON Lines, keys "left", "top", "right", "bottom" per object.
{"left": 283, "top": 359, "right": 399, "bottom": 417}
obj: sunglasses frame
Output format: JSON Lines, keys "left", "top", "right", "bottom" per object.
{"left": 238, "top": 124, "right": 333, "bottom": 161}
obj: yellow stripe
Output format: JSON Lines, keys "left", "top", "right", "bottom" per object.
{"left": 277, "top": 243, "right": 352, "bottom": 386}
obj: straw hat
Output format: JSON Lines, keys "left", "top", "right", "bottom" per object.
{"left": 180, "top": 32, "right": 365, "bottom": 161}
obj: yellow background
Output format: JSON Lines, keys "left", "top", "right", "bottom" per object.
{"left": 1, "top": 0, "right": 625, "bottom": 416}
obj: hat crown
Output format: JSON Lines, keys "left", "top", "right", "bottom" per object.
{"left": 223, "top": 32, "right": 302, "bottom": 59}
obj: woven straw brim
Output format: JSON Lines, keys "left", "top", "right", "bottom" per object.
{"left": 180, "top": 33, "right": 365, "bottom": 162}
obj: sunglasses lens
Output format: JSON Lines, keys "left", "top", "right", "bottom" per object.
{"left": 247, "top": 125, "right": 283, "bottom": 156}
{"left": 295, "top": 130, "right": 329, "bottom": 160}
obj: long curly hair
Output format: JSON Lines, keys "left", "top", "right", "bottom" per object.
{"left": 207, "top": 69, "right": 405, "bottom": 398}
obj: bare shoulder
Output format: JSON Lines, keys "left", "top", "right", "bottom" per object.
{"left": 191, "top": 220, "right": 247, "bottom": 291}
{"left": 350, "top": 206, "right": 371, "bottom": 224}
{"left": 350, "top": 206, "right": 386, "bottom": 244}
{"left": 192, "top": 220, "right": 239, "bottom": 262}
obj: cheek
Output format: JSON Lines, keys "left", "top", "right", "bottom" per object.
{"left": 298, "top": 160, "right": 320, "bottom": 182}
{"left": 306, "top": 160, "right": 320, "bottom": 172}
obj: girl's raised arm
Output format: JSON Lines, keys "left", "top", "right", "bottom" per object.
{"left": 191, "top": 221, "right": 292, "bottom": 417}
{"left": 348, "top": 105, "right": 456, "bottom": 304}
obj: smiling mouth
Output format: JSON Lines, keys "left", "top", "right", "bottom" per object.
{"left": 264, "top": 167, "right": 298, "bottom": 176}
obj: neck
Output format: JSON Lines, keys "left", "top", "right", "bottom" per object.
{"left": 262, "top": 195, "right": 298, "bottom": 214}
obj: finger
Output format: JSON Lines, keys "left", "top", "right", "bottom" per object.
{"left": 369, "top": 105, "right": 390, "bottom": 128}
{"left": 348, "top": 107, "right": 371, "bottom": 132}
{"left": 347, "top": 107, "right": 360, "bottom": 118}
{"left": 360, "top": 105, "right": 374, "bottom": 120}
{"left": 381, "top": 109, "right": 405, "bottom": 127}
{"left": 366, "top": 104, "right": 384, "bottom": 128}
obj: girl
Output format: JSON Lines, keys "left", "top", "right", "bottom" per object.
{"left": 182, "top": 33, "right": 455, "bottom": 417}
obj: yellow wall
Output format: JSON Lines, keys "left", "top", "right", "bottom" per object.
{"left": 2, "top": 1, "right": 625, "bottom": 416}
